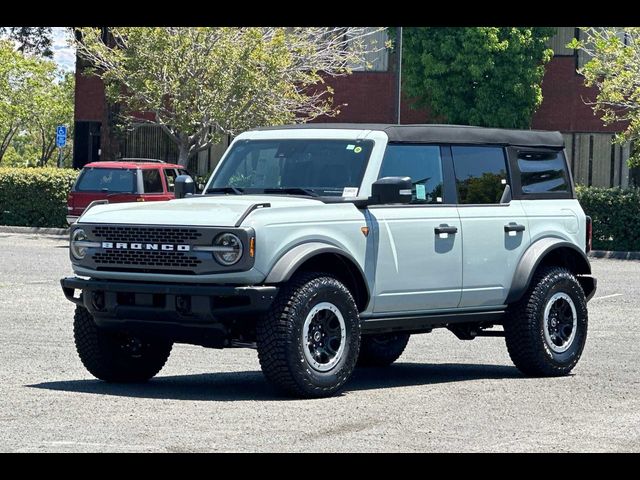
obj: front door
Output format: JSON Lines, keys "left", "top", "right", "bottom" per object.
{"left": 369, "top": 144, "right": 462, "bottom": 313}
{"left": 451, "top": 146, "right": 531, "bottom": 308}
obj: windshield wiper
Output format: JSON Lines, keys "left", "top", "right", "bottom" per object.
{"left": 262, "top": 187, "right": 319, "bottom": 197}
{"left": 206, "top": 186, "right": 245, "bottom": 195}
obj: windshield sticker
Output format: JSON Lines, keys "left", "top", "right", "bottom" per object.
{"left": 342, "top": 187, "right": 359, "bottom": 197}
{"left": 415, "top": 184, "right": 426, "bottom": 200}
{"left": 346, "top": 144, "right": 355, "bottom": 150}
{"left": 353, "top": 146, "right": 362, "bottom": 153}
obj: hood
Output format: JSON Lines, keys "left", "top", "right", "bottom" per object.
{"left": 77, "top": 194, "right": 322, "bottom": 227}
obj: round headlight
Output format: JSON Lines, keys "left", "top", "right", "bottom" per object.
{"left": 213, "top": 233, "right": 243, "bottom": 266}
{"left": 70, "top": 228, "right": 88, "bottom": 260}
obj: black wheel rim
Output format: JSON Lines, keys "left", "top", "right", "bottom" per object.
{"left": 302, "top": 302, "right": 346, "bottom": 372}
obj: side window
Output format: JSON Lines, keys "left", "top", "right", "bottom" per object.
{"left": 378, "top": 144, "right": 444, "bottom": 204}
{"left": 452, "top": 146, "right": 508, "bottom": 204}
{"left": 142, "top": 169, "right": 163, "bottom": 194}
{"left": 163, "top": 168, "right": 178, "bottom": 193}
{"left": 517, "top": 150, "right": 570, "bottom": 194}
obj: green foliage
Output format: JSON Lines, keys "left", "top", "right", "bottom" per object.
{"left": 75, "top": 27, "right": 385, "bottom": 166}
{"left": 0, "top": 167, "right": 79, "bottom": 227}
{"left": 576, "top": 185, "right": 640, "bottom": 251}
{"left": 570, "top": 28, "right": 640, "bottom": 168}
{"left": 402, "top": 27, "right": 555, "bottom": 128}
{"left": 0, "top": 41, "right": 73, "bottom": 166}
{"left": 0, "top": 27, "right": 53, "bottom": 58}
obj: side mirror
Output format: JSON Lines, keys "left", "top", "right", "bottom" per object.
{"left": 370, "top": 177, "right": 413, "bottom": 205}
{"left": 175, "top": 174, "right": 196, "bottom": 199}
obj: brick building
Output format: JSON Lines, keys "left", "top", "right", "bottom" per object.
{"left": 72, "top": 27, "right": 632, "bottom": 187}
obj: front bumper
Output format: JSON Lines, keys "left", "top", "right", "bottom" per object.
{"left": 60, "top": 276, "right": 278, "bottom": 323}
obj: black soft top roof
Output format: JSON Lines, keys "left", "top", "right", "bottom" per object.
{"left": 255, "top": 123, "right": 564, "bottom": 148}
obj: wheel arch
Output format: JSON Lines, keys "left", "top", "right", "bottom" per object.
{"left": 506, "top": 238, "right": 594, "bottom": 304}
{"left": 265, "top": 242, "right": 370, "bottom": 312}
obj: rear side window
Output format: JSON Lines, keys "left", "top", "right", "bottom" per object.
{"left": 517, "top": 150, "right": 570, "bottom": 194}
{"left": 142, "top": 169, "right": 164, "bottom": 193}
{"left": 379, "top": 144, "right": 444, "bottom": 204}
{"left": 75, "top": 168, "right": 136, "bottom": 193}
{"left": 452, "top": 146, "right": 508, "bottom": 204}
{"left": 163, "top": 168, "right": 178, "bottom": 193}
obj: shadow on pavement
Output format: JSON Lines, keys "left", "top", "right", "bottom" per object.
{"left": 28, "top": 362, "right": 522, "bottom": 402}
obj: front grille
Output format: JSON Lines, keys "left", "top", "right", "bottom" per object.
{"left": 92, "top": 226, "right": 202, "bottom": 244}
{"left": 93, "top": 250, "right": 201, "bottom": 269}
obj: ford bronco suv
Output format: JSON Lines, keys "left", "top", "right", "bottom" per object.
{"left": 60, "top": 124, "right": 596, "bottom": 398}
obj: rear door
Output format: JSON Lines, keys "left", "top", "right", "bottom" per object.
{"left": 141, "top": 168, "right": 173, "bottom": 201}
{"left": 451, "top": 146, "right": 530, "bottom": 308}
{"left": 369, "top": 144, "right": 462, "bottom": 313}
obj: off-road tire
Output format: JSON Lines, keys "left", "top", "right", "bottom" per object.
{"left": 256, "top": 272, "right": 361, "bottom": 398}
{"left": 73, "top": 305, "right": 172, "bottom": 382}
{"left": 504, "top": 266, "right": 588, "bottom": 376}
{"left": 357, "top": 333, "right": 410, "bottom": 367}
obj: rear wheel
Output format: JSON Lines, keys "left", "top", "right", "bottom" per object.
{"left": 357, "top": 333, "right": 410, "bottom": 367}
{"left": 504, "top": 266, "right": 588, "bottom": 376}
{"left": 256, "top": 272, "right": 360, "bottom": 398}
{"left": 73, "top": 305, "right": 172, "bottom": 382}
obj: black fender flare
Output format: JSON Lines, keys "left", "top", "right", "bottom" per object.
{"left": 264, "top": 242, "right": 370, "bottom": 305}
{"left": 506, "top": 238, "right": 593, "bottom": 304}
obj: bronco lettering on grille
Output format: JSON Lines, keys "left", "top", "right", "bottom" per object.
{"left": 101, "top": 242, "right": 190, "bottom": 252}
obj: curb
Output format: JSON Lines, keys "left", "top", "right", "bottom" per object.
{"left": 588, "top": 250, "right": 640, "bottom": 260}
{"left": 0, "top": 225, "right": 69, "bottom": 237}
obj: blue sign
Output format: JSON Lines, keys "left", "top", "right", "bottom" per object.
{"left": 56, "top": 125, "right": 67, "bottom": 148}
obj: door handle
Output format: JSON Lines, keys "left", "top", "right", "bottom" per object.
{"left": 434, "top": 225, "right": 458, "bottom": 235}
{"left": 504, "top": 223, "right": 526, "bottom": 233}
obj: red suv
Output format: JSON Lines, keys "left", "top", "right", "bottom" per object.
{"left": 67, "top": 159, "right": 190, "bottom": 224}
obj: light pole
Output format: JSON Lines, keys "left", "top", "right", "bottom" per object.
{"left": 396, "top": 26, "right": 403, "bottom": 125}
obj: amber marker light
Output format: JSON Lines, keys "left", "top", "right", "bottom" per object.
{"left": 249, "top": 237, "right": 255, "bottom": 257}
{"left": 361, "top": 227, "right": 369, "bottom": 237}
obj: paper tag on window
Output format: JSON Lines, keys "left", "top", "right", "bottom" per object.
{"left": 346, "top": 144, "right": 355, "bottom": 150}
{"left": 415, "top": 184, "right": 426, "bottom": 200}
{"left": 436, "top": 197, "right": 443, "bottom": 203}
{"left": 342, "top": 187, "right": 359, "bottom": 197}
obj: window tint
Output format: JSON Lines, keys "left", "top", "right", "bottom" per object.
{"left": 75, "top": 168, "right": 136, "bottom": 193}
{"left": 378, "top": 144, "right": 443, "bottom": 204}
{"left": 452, "top": 146, "right": 507, "bottom": 204}
{"left": 142, "top": 169, "right": 163, "bottom": 193}
{"left": 517, "top": 151, "right": 570, "bottom": 194}
{"left": 163, "top": 168, "right": 178, "bottom": 193}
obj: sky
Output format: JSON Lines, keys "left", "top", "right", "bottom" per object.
{"left": 52, "top": 27, "right": 75, "bottom": 72}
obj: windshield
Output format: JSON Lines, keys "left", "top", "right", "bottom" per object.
{"left": 75, "top": 168, "right": 137, "bottom": 193}
{"left": 208, "top": 139, "right": 374, "bottom": 197}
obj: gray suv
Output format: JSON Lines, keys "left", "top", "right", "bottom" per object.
{"left": 61, "top": 124, "right": 596, "bottom": 398}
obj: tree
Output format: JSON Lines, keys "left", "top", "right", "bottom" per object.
{"left": 0, "top": 40, "right": 73, "bottom": 165}
{"left": 570, "top": 28, "right": 640, "bottom": 168}
{"left": 402, "top": 27, "right": 555, "bottom": 128}
{"left": 74, "top": 27, "right": 386, "bottom": 166}
{"left": 0, "top": 27, "right": 53, "bottom": 58}
{"left": 32, "top": 72, "right": 74, "bottom": 166}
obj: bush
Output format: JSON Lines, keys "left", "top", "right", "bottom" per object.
{"left": 0, "top": 167, "right": 79, "bottom": 228}
{"left": 576, "top": 185, "right": 640, "bottom": 252}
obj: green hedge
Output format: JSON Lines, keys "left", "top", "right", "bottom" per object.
{"left": 0, "top": 167, "right": 79, "bottom": 228}
{"left": 577, "top": 185, "right": 640, "bottom": 252}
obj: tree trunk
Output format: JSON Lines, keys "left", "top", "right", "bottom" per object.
{"left": 178, "top": 142, "right": 190, "bottom": 167}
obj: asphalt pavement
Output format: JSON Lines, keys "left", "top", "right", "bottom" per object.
{"left": 0, "top": 232, "right": 638, "bottom": 452}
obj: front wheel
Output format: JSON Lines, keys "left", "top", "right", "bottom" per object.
{"left": 73, "top": 305, "right": 172, "bottom": 382}
{"left": 256, "top": 272, "right": 361, "bottom": 398}
{"left": 504, "top": 266, "right": 588, "bottom": 376}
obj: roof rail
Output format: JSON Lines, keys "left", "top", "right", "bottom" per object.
{"left": 116, "top": 158, "right": 167, "bottom": 163}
